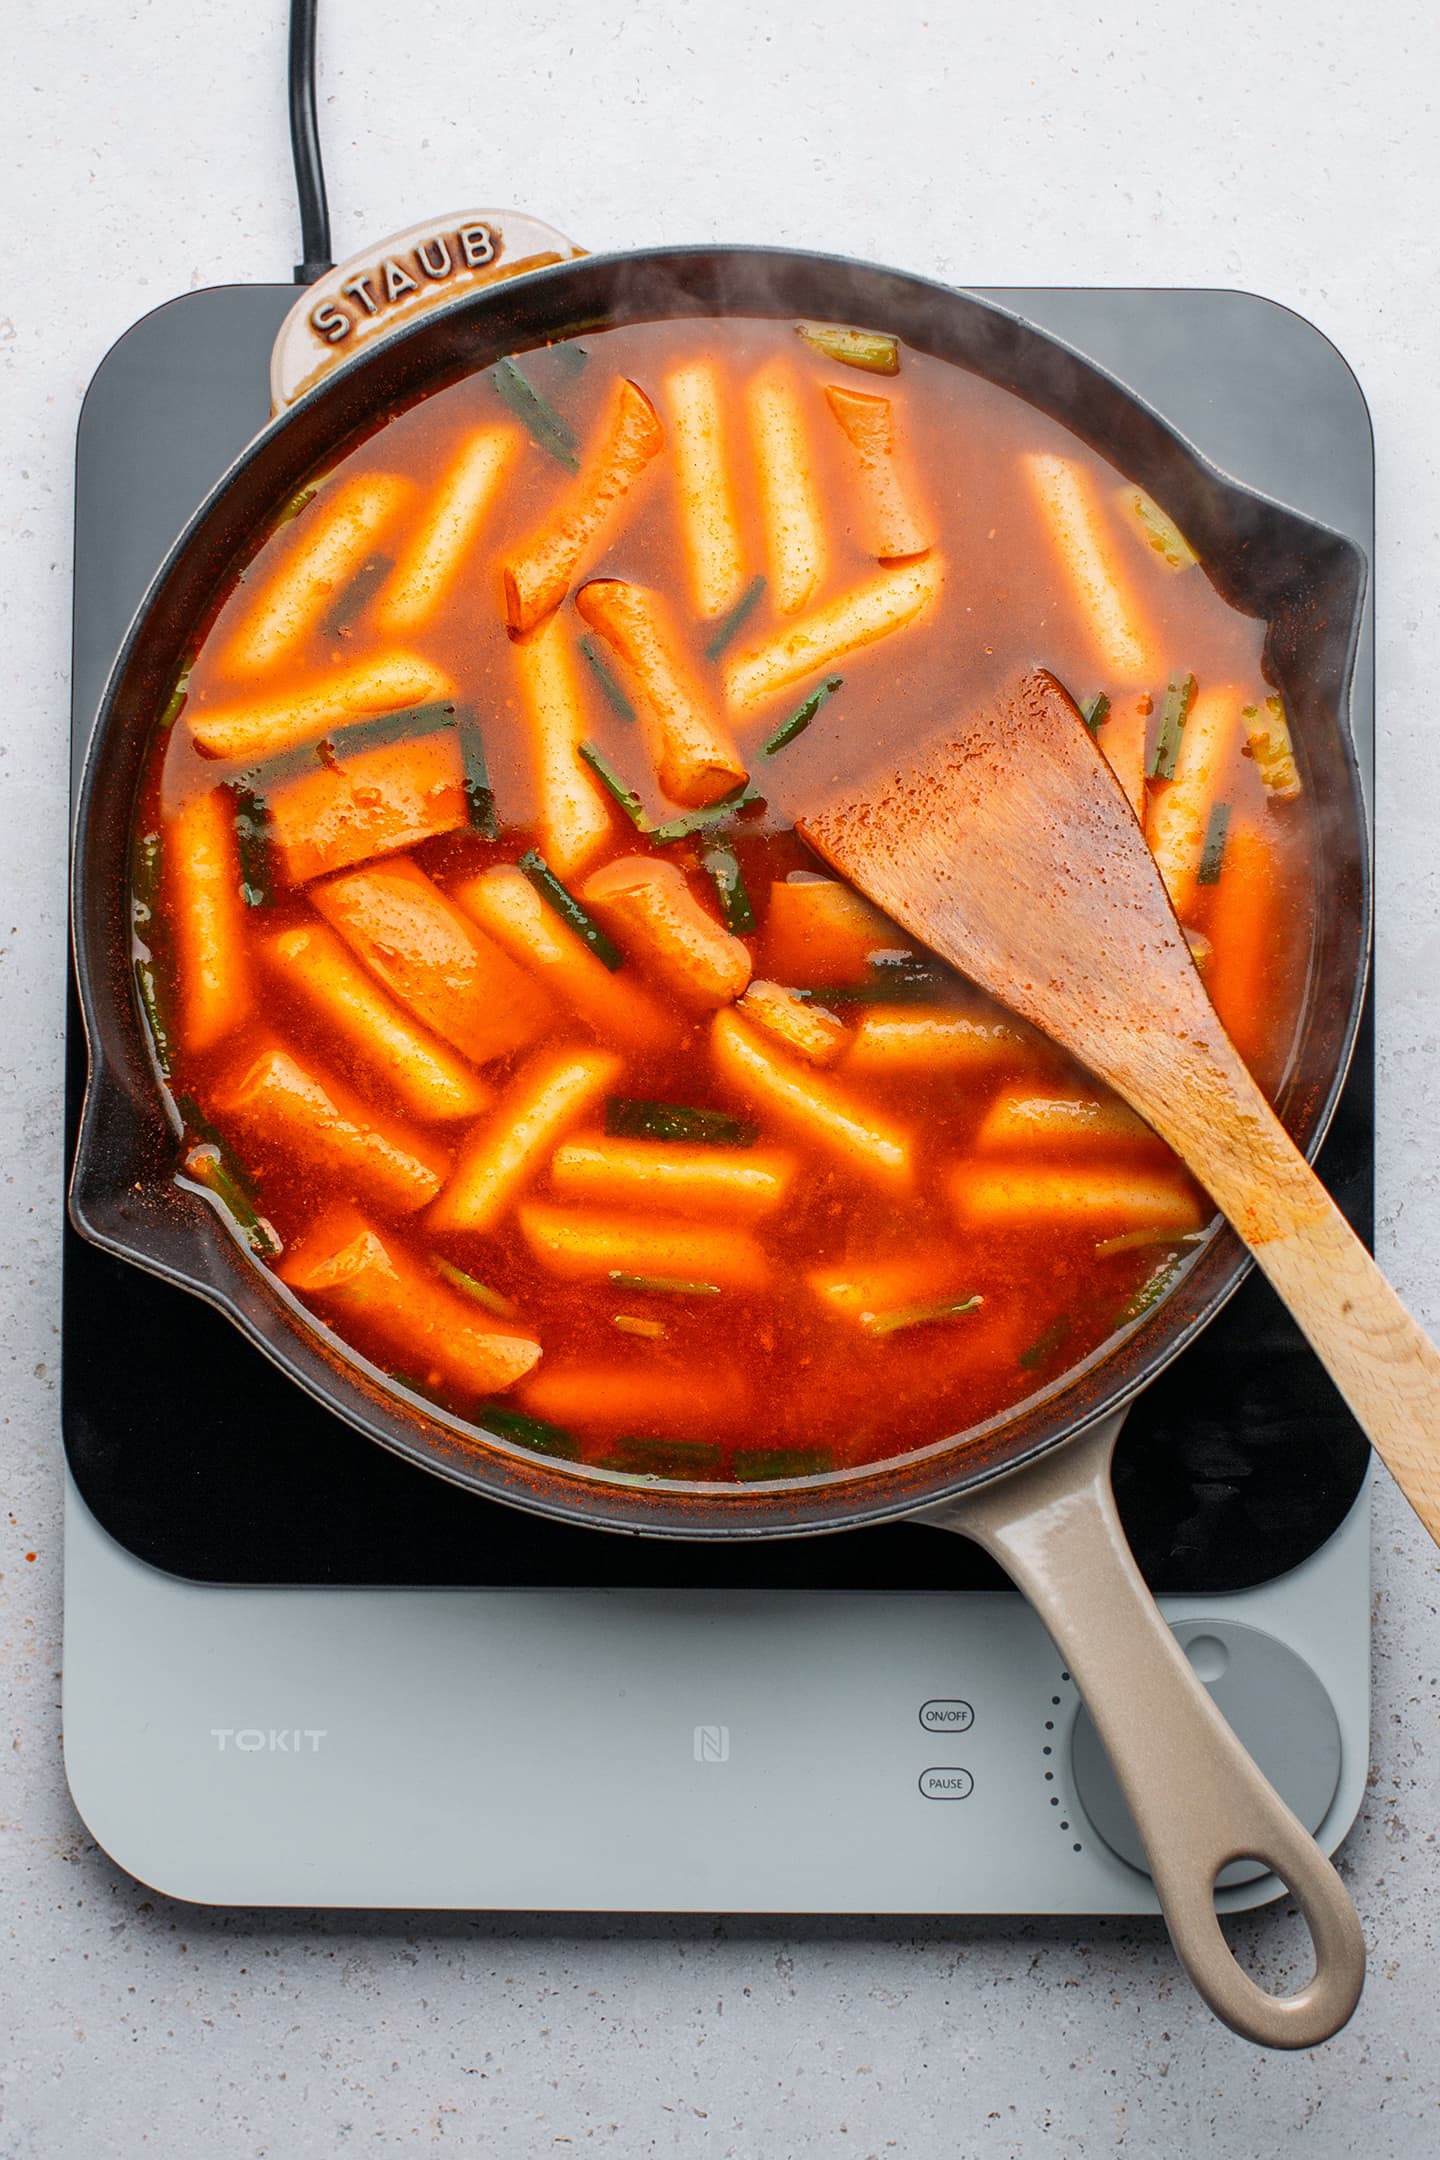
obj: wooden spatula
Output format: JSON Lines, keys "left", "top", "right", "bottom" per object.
{"left": 797, "top": 667, "right": 1440, "bottom": 1545}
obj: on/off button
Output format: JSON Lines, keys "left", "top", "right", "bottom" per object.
{"left": 919, "top": 1699, "right": 974, "bottom": 1733}
{"left": 919, "top": 1767, "right": 974, "bottom": 1801}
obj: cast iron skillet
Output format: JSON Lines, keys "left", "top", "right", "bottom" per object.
{"left": 69, "top": 235, "right": 1370, "bottom": 2046}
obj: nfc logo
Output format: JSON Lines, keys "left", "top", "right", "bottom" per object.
{"left": 693, "top": 1724, "right": 730, "bottom": 1763}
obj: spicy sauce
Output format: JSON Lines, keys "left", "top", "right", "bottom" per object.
{"left": 131, "top": 315, "right": 1314, "bottom": 1484}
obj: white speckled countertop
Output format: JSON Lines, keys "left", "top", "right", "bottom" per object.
{"left": 3, "top": 2, "right": 1439, "bottom": 2152}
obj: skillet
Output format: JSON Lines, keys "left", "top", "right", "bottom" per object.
{"left": 68, "top": 227, "right": 1371, "bottom": 2045}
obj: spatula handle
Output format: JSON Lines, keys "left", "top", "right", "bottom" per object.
{"left": 1144, "top": 1051, "right": 1440, "bottom": 1550}
{"left": 1244, "top": 1195, "right": 1440, "bottom": 1546}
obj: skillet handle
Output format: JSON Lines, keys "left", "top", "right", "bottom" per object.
{"left": 269, "top": 208, "right": 587, "bottom": 411}
{"left": 919, "top": 1415, "right": 1365, "bottom": 2049}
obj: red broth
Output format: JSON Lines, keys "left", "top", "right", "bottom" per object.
{"left": 130, "top": 316, "right": 1315, "bottom": 1483}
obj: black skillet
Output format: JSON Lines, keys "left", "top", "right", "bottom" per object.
{"left": 68, "top": 221, "right": 1369, "bottom": 2044}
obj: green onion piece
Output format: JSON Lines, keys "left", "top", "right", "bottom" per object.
{"left": 598, "top": 1436, "right": 725, "bottom": 1477}
{"left": 1094, "top": 1226, "right": 1205, "bottom": 1259}
{"left": 273, "top": 483, "right": 318, "bottom": 527}
{"left": 702, "top": 575, "right": 766, "bottom": 661}
{"left": 175, "top": 1093, "right": 259, "bottom": 1198}
{"left": 182, "top": 1142, "right": 280, "bottom": 1258}
{"left": 733, "top": 1446, "right": 835, "bottom": 1481}
{"left": 458, "top": 717, "right": 499, "bottom": 838}
{"left": 791, "top": 955, "right": 949, "bottom": 1005}
{"left": 1242, "top": 695, "right": 1302, "bottom": 802}
{"left": 518, "top": 848, "right": 623, "bottom": 970}
{"left": 579, "top": 635, "right": 637, "bottom": 722}
{"left": 1122, "top": 487, "right": 1198, "bottom": 572}
{"left": 648, "top": 782, "right": 758, "bottom": 846}
{"left": 158, "top": 665, "right": 192, "bottom": 731}
{"left": 759, "top": 674, "right": 843, "bottom": 760}
{"left": 550, "top": 341, "right": 590, "bottom": 377}
{"left": 608, "top": 1271, "right": 723, "bottom": 1297}
{"left": 1118, "top": 1255, "right": 1185, "bottom": 1325}
{"left": 324, "top": 552, "right": 393, "bottom": 635}
{"left": 1196, "top": 801, "right": 1231, "bottom": 886}
{"left": 1148, "top": 673, "right": 1196, "bottom": 781}
{"left": 702, "top": 843, "right": 754, "bottom": 933}
{"left": 790, "top": 982, "right": 922, "bottom": 1005}
{"left": 132, "top": 829, "right": 163, "bottom": 929}
{"left": 794, "top": 321, "right": 900, "bottom": 375}
{"left": 480, "top": 1403, "right": 583, "bottom": 1460}
{"left": 578, "top": 739, "right": 649, "bottom": 829}
{"left": 613, "top": 1314, "right": 667, "bottom": 1339}
{"left": 133, "top": 957, "right": 173, "bottom": 1075}
{"left": 432, "top": 1257, "right": 516, "bottom": 1318}
{"left": 1019, "top": 1316, "right": 1072, "bottom": 1372}
{"left": 382, "top": 1366, "right": 433, "bottom": 1400}
{"left": 229, "top": 784, "right": 272, "bottom": 908}
{"left": 326, "top": 697, "right": 459, "bottom": 765}
{"left": 488, "top": 355, "right": 580, "bottom": 471}
{"left": 862, "top": 1293, "right": 982, "bottom": 1338}
{"left": 1080, "top": 692, "right": 1111, "bottom": 732}
{"left": 605, "top": 1098, "right": 758, "bottom": 1147}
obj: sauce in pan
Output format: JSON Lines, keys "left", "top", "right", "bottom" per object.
{"left": 130, "top": 315, "right": 1314, "bottom": 1482}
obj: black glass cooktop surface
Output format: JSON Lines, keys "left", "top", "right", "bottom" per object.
{"left": 63, "top": 282, "right": 1373, "bottom": 1592}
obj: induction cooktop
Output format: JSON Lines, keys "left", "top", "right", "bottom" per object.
{"left": 62, "top": 279, "right": 1375, "bottom": 1912}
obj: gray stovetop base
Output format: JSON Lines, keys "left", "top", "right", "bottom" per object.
{"left": 63, "top": 1471, "right": 1370, "bottom": 1913}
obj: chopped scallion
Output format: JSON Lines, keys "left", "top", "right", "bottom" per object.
{"left": 480, "top": 1402, "right": 583, "bottom": 1459}
{"left": 182, "top": 1142, "right": 280, "bottom": 1258}
{"left": 608, "top": 1272, "right": 723, "bottom": 1297}
{"left": 1094, "top": 1226, "right": 1205, "bottom": 1259}
{"left": 1148, "top": 673, "right": 1196, "bottom": 781}
{"left": 733, "top": 1446, "right": 835, "bottom": 1481}
{"left": 230, "top": 785, "right": 272, "bottom": 908}
{"left": 131, "top": 829, "right": 163, "bottom": 929}
{"left": 132, "top": 957, "right": 172, "bottom": 1075}
{"left": 605, "top": 1098, "right": 758, "bottom": 1147}
{"left": 648, "top": 783, "right": 758, "bottom": 846}
{"left": 158, "top": 665, "right": 192, "bottom": 730}
{"left": 1122, "top": 487, "right": 1198, "bottom": 572}
{"left": 432, "top": 1256, "right": 517, "bottom": 1318}
{"left": 702, "top": 574, "right": 766, "bottom": 661}
{"left": 273, "top": 483, "right": 318, "bottom": 527}
{"left": 1119, "top": 1256, "right": 1185, "bottom": 1324}
{"left": 599, "top": 1436, "right": 725, "bottom": 1477}
{"left": 176, "top": 1094, "right": 258, "bottom": 1197}
{"left": 580, "top": 634, "right": 637, "bottom": 722}
{"left": 1242, "top": 694, "right": 1303, "bottom": 802}
{"left": 862, "top": 1293, "right": 982, "bottom": 1337}
{"left": 326, "top": 697, "right": 458, "bottom": 765}
{"left": 578, "top": 738, "right": 649, "bottom": 829}
{"left": 791, "top": 955, "right": 949, "bottom": 1005}
{"left": 487, "top": 355, "right": 580, "bottom": 471}
{"left": 1019, "top": 1316, "right": 1071, "bottom": 1372}
{"left": 758, "top": 674, "right": 843, "bottom": 760}
{"left": 1196, "top": 801, "right": 1231, "bottom": 885}
{"left": 458, "top": 717, "right": 499, "bottom": 838}
{"left": 1080, "top": 692, "right": 1111, "bottom": 732}
{"left": 701, "top": 843, "right": 754, "bottom": 933}
{"left": 613, "top": 1314, "right": 667, "bottom": 1338}
{"left": 324, "top": 552, "right": 393, "bottom": 635}
{"left": 794, "top": 321, "right": 900, "bottom": 375}
{"left": 518, "top": 848, "right": 623, "bottom": 970}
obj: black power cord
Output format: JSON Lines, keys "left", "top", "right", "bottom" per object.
{"left": 289, "top": 0, "right": 333, "bottom": 282}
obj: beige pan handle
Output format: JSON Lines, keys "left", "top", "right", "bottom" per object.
{"left": 919, "top": 1415, "right": 1365, "bottom": 2048}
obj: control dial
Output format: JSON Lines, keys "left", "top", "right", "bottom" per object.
{"left": 1069, "top": 1618, "right": 1343, "bottom": 1886}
